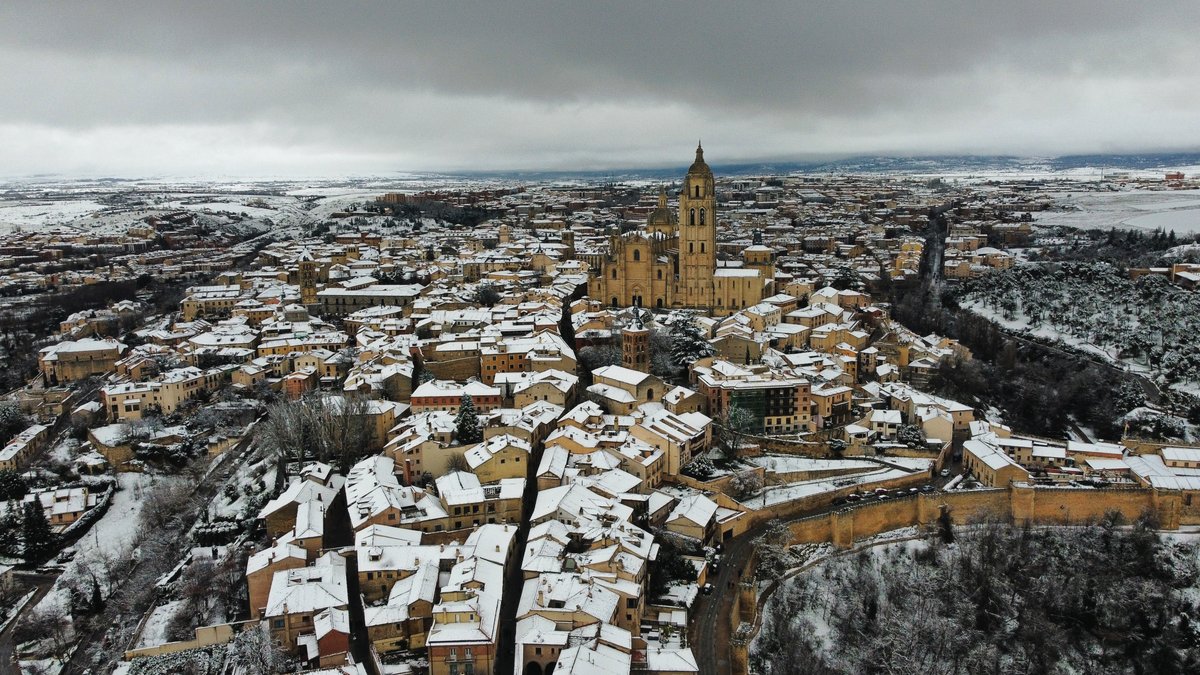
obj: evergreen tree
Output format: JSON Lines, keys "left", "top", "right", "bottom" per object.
{"left": 0, "top": 501, "right": 21, "bottom": 556}
{"left": 454, "top": 394, "right": 482, "bottom": 445}
{"left": 0, "top": 469, "right": 27, "bottom": 500}
{"left": 0, "top": 401, "right": 28, "bottom": 445}
{"left": 668, "top": 315, "right": 715, "bottom": 367}
{"left": 22, "top": 501, "right": 56, "bottom": 561}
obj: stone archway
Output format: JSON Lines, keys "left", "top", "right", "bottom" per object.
{"left": 524, "top": 662, "right": 543, "bottom": 675}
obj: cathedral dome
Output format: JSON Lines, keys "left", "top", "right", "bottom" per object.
{"left": 647, "top": 187, "right": 676, "bottom": 228}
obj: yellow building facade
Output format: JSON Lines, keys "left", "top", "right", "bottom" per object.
{"left": 589, "top": 144, "right": 766, "bottom": 316}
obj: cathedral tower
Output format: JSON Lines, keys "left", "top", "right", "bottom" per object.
{"left": 678, "top": 142, "right": 716, "bottom": 308}
{"left": 298, "top": 248, "right": 318, "bottom": 308}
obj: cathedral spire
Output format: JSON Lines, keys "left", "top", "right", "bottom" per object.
{"left": 695, "top": 140, "right": 704, "bottom": 163}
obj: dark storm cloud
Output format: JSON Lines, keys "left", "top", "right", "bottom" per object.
{"left": 0, "top": 1, "right": 1197, "bottom": 176}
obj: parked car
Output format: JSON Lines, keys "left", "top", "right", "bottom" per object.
{"left": 874, "top": 487, "right": 889, "bottom": 495}
{"left": 832, "top": 496, "right": 847, "bottom": 506}
{"left": 846, "top": 493, "right": 862, "bottom": 502}
{"left": 940, "top": 469, "right": 951, "bottom": 478}
{"left": 877, "top": 494, "right": 890, "bottom": 500}
{"left": 920, "top": 484, "right": 934, "bottom": 493}
{"left": 701, "top": 583, "right": 714, "bottom": 595}
{"left": 908, "top": 487, "right": 919, "bottom": 494}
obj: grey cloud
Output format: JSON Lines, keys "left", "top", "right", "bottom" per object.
{"left": 0, "top": 1, "right": 1198, "bottom": 175}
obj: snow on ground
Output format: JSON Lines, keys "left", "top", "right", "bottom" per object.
{"left": 160, "top": 201, "right": 280, "bottom": 217}
{"left": 1034, "top": 189, "right": 1200, "bottom": 233}
{"left": 747, "top": 456, "right": 876, "bottom": 473}
{"left": 46, "top": 437, "right": 81, "bottom": 465}
{"left": 755, "top": 467, "right": 916, "bottom": 507}
{"left": 961, "top": 298, "right": 1155, "bottom": 377}
{"left": 18, "top": 656, "right": 66, "bottom": 674}
{"left": 877, "top": 457, "right": 934, "bottom": 471}
{"left": 134, "top": 600, "right": 184, "bottom": 649}
{"left": 0, "top": 199, "right": 105, "bottom": 232}
{"left": 34, "top": 473, "right": 168, "bottom": 616}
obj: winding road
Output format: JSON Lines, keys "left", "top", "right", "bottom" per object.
{"left": 689, "top": 466, "right": 953, "bottom": 675}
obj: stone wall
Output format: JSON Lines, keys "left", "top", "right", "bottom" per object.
{"left": 124, "top": 620, "right": 254, "bottom": 660}
{"left": 1120, "top": 438, "right": 1200, "bottom": 455}
{"left": 1010, "top": 484, "right": 1169, "bottom": 527}
{"left": 782, "top": 485, "right": 1178, "bottom": 551}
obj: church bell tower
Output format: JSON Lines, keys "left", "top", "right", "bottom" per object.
{"left": 678, "top": 142, "right": 716, "bottom": 308}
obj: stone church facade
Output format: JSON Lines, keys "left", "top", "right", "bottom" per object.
{"left": 588, "top": 144, "right": 769, "bottom": 316}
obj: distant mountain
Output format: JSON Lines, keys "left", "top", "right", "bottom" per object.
{"left": 450, "top": 152, "right": 1200, "bottom": 181}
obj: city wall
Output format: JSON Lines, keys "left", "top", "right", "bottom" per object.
{"left": 781, "top": 484, "right": 1181, "bottom": 551}
{"left": 1121, "top": 438, "right": 1200, "bottom": 456}
{"left": 124, "top": 620, "right": 255, "bottom": 660}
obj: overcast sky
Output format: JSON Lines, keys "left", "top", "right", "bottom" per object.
{"left": 2, "top": 1, "right": 1198, "bottom": 177}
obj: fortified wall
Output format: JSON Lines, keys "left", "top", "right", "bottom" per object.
{"left": 785, "top": 484, "right": 1187, "bottom": 550}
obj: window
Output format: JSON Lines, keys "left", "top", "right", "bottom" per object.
{"left": 700, "top": 243, "right": 705, "bottom": 253}
{"left": 633, "top": 249, "right": 641, "bottom": 261}
{"left": 694, "top": 185, "right": 700, "bottom": 197}
{"left": 689, "top": 209, "right": 696, "bottom": 226}
{"left": 657, "top": 269, "right": 662, "bottom": 280}
{"left": 611, "top": 268, "right": 617, "bottom": 279}
{"left": 700, "top": 208, "right": 706, "bottom": 225}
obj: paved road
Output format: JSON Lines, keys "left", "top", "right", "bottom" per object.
{"left": 690, "top": 467, "right": 953, "bottom": 675}
{"left": 691, "top": 520, "right": 762, "bottom": 675}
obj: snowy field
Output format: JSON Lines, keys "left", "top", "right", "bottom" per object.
{"left": 0, "top": 173, "right": 507, "bottom": 237}
{"left": 33, "top": 473, "right": 169, "bottom": 617}
{"left": 756, "top": 467, "right": 917, "bottom": 507}
{"left": 747, "top": 456, "right": 877, "bottom": 473}
{"left": 134, "top": 600, "right": 185, "bottom": 649}
{"left": 1034, "top": 189, "right": 1200, "bottom": 234}
{"left": 0, "top": 200, "right": 105, "bottom": 232}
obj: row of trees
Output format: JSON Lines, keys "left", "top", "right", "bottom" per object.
{"left": 892, "top": 276, "right": 1161, "bottom": 439}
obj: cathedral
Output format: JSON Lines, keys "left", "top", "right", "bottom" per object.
{"left": 588, "top": 143, "right": 771, "bottom": 316}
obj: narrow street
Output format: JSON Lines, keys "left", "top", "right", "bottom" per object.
{"left": 491, "top": 437, "right": 541, "bottom": 675}
{"left": 691, "top": 468, "right": 954, "bottom": 675}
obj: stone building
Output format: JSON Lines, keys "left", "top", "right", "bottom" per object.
{"left": 588, "top": 144, "right": 767, "bottom": 315}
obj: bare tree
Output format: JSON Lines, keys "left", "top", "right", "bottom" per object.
{"left": 716, "top": 402, "right": 757, "bottom": 458}
{"left": 445, "top": 452, "right": 470, "bottom": 474}
{"left": 258, "top": 393, "right": 374, "bottom": 472}
{"left": 231, "top": 622, "right": 289, "bottom": 673}
{"left": 726, "top": 470, "right": 763, "bottom": 501}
